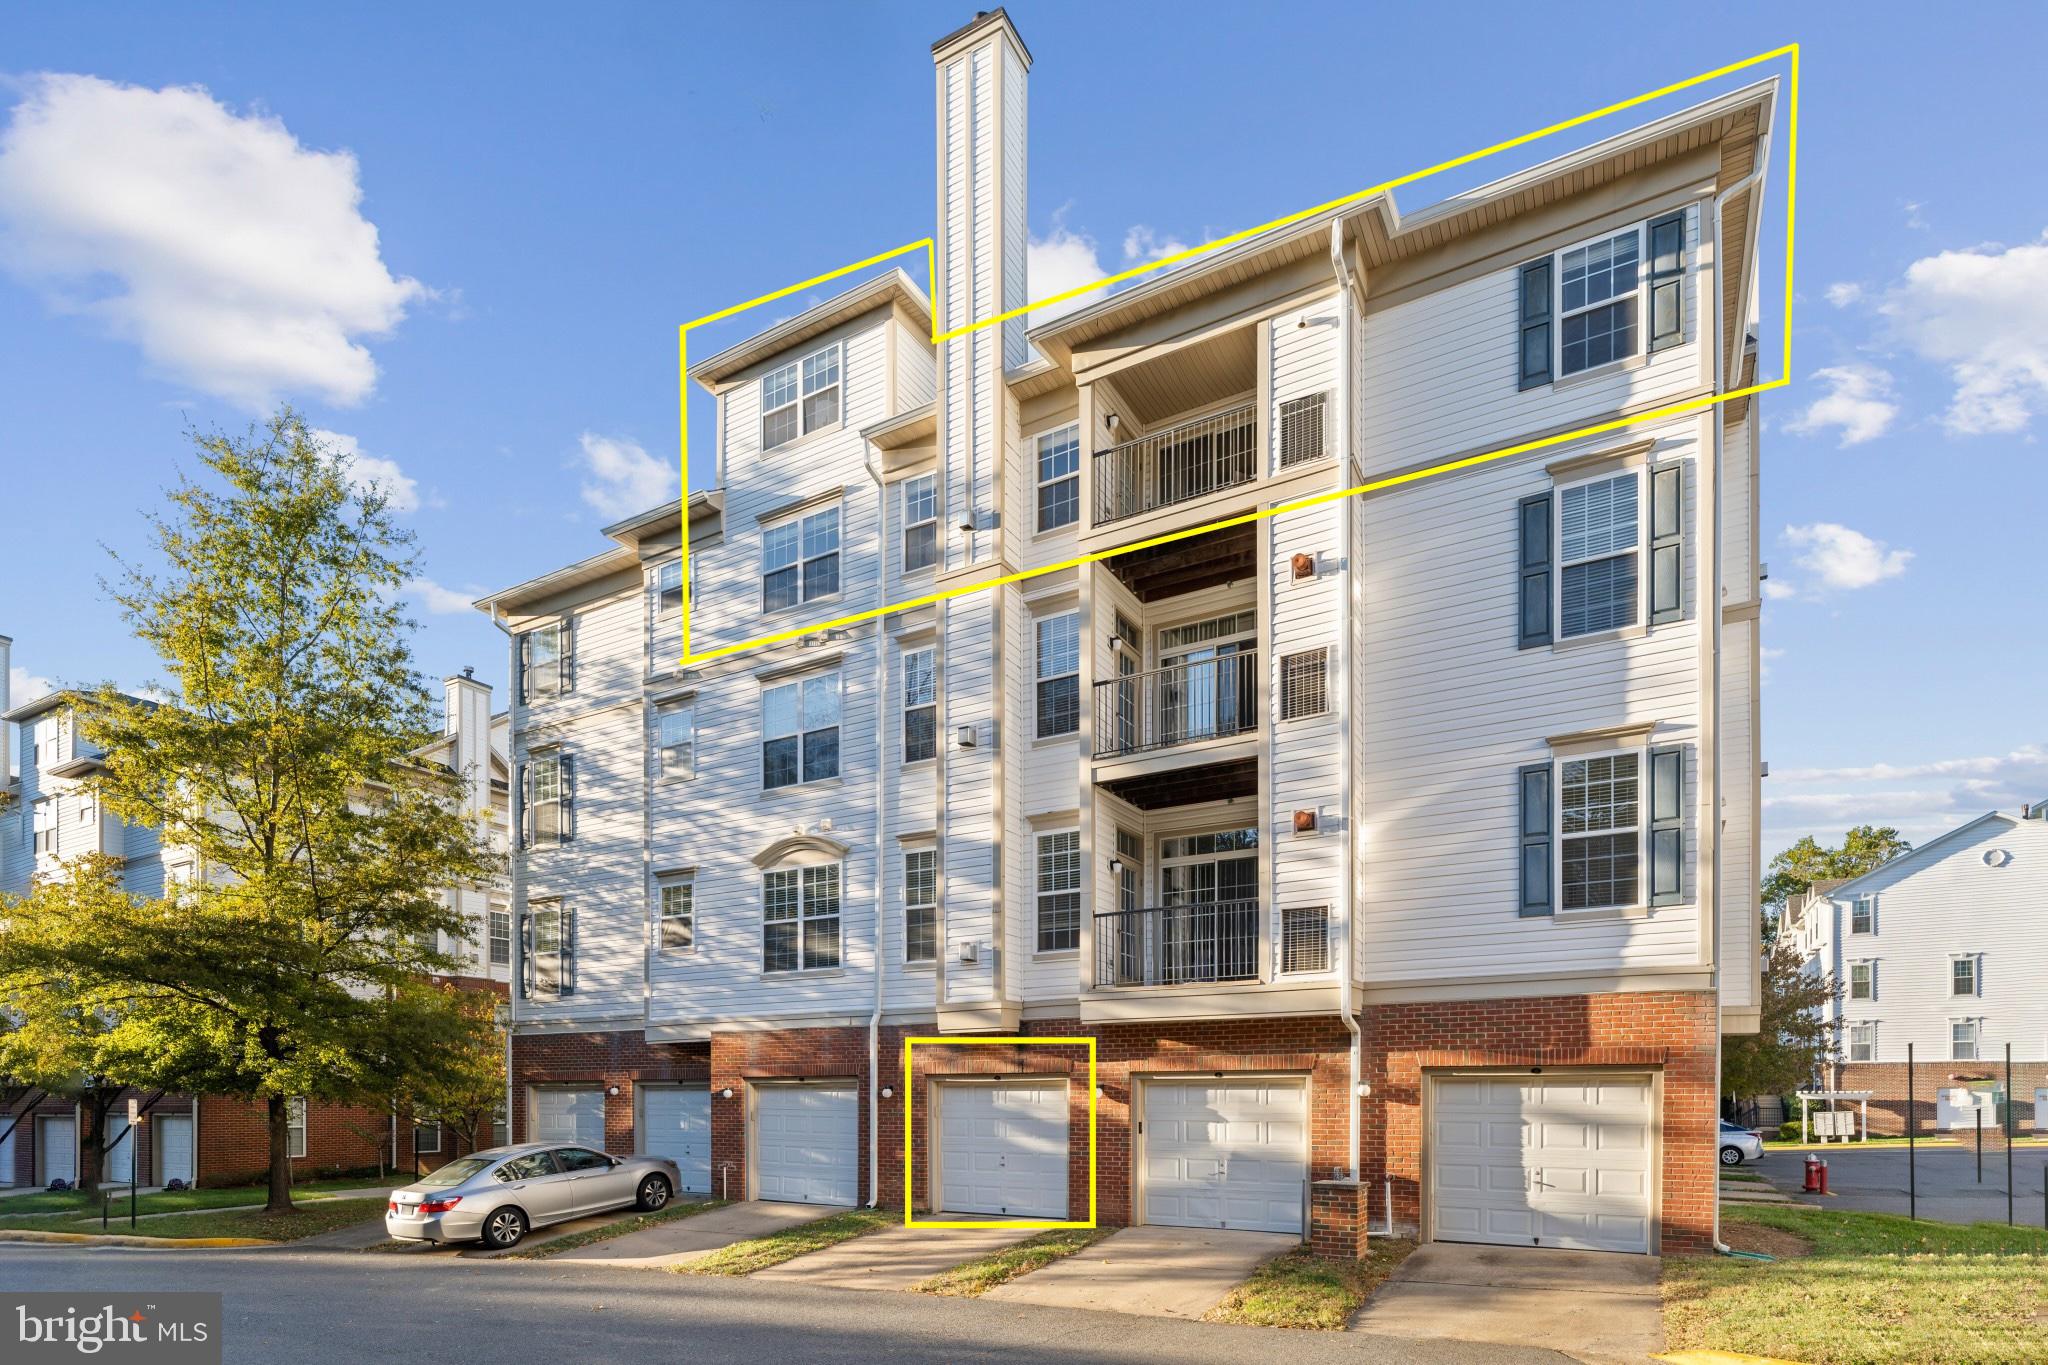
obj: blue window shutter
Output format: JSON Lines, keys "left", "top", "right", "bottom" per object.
{"left": 1649, "top": 462, "right": 1683, "bottom": 625}
{"left": 516, "top": 762, "right": 530, "bottom": 849}
{"left": 1647, "top": 212, "right": 1685, "bottom": 352}
{"left": 1518, "top": 260, "right": 1553, "bottom": 389}
{"left": 559, "top": 618, "right": 575, "bottom": 695}
{"left": 518, "top": 909, "right": 533, "bottom": 997}
{"left": 561, "top": 905, "right": 576, "bottom": 996}
{"left": 1518, "top": 493, "right": 1553, "bottom": 648}
{"left": 1649, "top": 745, "right": 1684, "bottom": 906}
{"left": 516, "top": 633, "right": 530, "bottom": 705}
{"left": 559, "top": 753, "right": 575, "bottom": 844}
{"left": 1518, "top": 762, "right": 1553, "bottom": 916}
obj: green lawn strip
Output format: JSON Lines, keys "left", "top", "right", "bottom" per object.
{"left": 1763, "top": 1136, "right": 2048, "bottom": 1151}
{"left": 1718, "top": 1170, "right": 1767, "bottom": 1184}
{"left": 1663, "top": 1207, "right": 2048, "bottom": 1365}
{"left": 914, "top": 1227, "right": 1114, "bottom": 1296}
{"left": 502, "top": 1198, "right": 729, "bottom": 1260}
{"left": 0, "top": 1197, "right": 388, "bottom": 1243}
{"left": 676, "top": 1208, "right": 890, "bottom": 1276}
{"left": 0, "top": 1177, "right": 376, "bottom": 1217}
{"left": 1204, "top": 1239, "right": 1418, "bottom": 1331}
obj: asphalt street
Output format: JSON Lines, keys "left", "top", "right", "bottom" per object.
{"left": 1754, "top": 1143, "right": 2048, "bottom": 1225}
{"left": 0, "top": 1243, "right": 1567, "bottom": 1365}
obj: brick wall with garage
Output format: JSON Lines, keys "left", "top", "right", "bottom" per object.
{"left": 1361, "top": 989, "right": 1719, "bottom": 1256}
{"left": 1, "top": 1089, "right": 195, "bottom": 1188}
{"left": 1826, "top": 1060, "right": 2046, "bottom": 1137}
{"left": 512, "top": 1029, "right": 711, "bottom": 1152}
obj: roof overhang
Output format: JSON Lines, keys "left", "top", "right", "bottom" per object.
{"left": 687, "top": 268, "right": 932, "bottom": 394}
{"left": 862, "top": 402, "right": 936, "bottom": 452}
{"left": 600, "top": 489, "right": 723, "bottom": 547}
{"left": 473, "top": 546, "right": 639, "bottom": 617}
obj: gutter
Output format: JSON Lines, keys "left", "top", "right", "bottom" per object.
{"left": 863, "top": 452, "right": 889, "bottom": 1209}
{"left": 1329, "top": 222, "right": 1364, "bottom": 1183}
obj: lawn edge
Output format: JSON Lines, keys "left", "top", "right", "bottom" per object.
{"left": 912, "top": 1226, "right": 1115, "bottom": 1297}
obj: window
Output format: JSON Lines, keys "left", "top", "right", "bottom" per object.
{"left": 1559, "top": 228, "right": 1640, "bottom": 375}
{"left": 1115, "top": 827, "right": 1141, "bottom": 915}
{"left": 1848, "top": 1023, "right": 1875, "bottom": 1063}
{"left": 1035, "top": 425, "right": 1080, "bottom": 531}
{"left": 658, "top": 878, "right": 694, "bottom": 952}
{"left": 904, "top": 849, "right": 938, "bottom": 963}
{"left": 415, "top": 1121, "right": 442, "bottom": 1156}
{"left": 656, "top": 702, "right": 695, "bottom": 781}
{"left": 902, "top": 474, "right": 938, "bottom": 573}
{"left": 763, "top": 864, "right": 841, "bottom": 972}
{"left": 492, "top": 1106, "right": 510, "bottom": 1148}
{"left": 553, "top": 1147, "right": 611, "bottom": 1173}
{"left": 32, "top": 799, "right": 52, "bottom": 854}
{"left": 762, "top": 673, "right": 840, "bottom": 788}
{"left": 522, "top": 622, "right": 566, "bottom": 699}
{"left": 1280, "top": 649, "right": 1327, "bottom": 720}
{"left": 656, "top": 560, "right": 684, "bottom": 621}
{"left": 1281, "top": 906, "right": 1330, "bottom": 974}
{"left": 287, "top": 1097, "right": 308, "bottom": 1159}
{"left": 762, "top": 506, "right": 840, "bottom": 611}
{"left": 526, "top": 752, "right": 570, "bottom": 846}
{"left": 902, "top": 648, "right": 937, "bottom": 764}
{"left": 761, "top": 343, "right": 840, "bottom": 449}
{"left": 1951, "top": 956, "right": 1977, "bottom": 997}
{"left": 1849, "top": 961, "right": 1873, "bottom": 1001}
{"left": 488, "top": 905, "right": 512, "bottom": 967}
{"left": 1278, "top": 392, "right": 1328, "bottom": 467}
{"left": 1557, "top": 473, "right": 1639, "bottom": 638}
{"left": 528, "top": 900, "right": 570, "bottom": 997}
{"left": 1560, "top": 752, "right": 1639, "bottom": 911}
{"left": 1950, "top": 1018, "right": 1979, "bottom": 1061}
{"left": 1036, "top": 831, "right": 1081, "bottom": 952}
{"left": 1850, "top": 897, "right": 1873, "bottom": 934}
{"left": 1035, "top": 612, "right": 1080, "bottom": 737}
{"left": 1522, "top": 214, "right": 1684, "bottom": 385}
{"left": 497, "top": 1152, "right": 553, "bottom": 1181}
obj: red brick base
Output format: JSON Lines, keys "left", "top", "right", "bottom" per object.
{"left": 511, "top": 1030, "right": 711, "bottom": 1154}
{"left": 1826, "top": 1061, "right": 2046, "bottom": 1137}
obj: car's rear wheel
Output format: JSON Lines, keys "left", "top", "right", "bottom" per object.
{"left": 482, "top": 1206, "right": 528, "bottom": 1249}
{"left": 1719, "top": 1145, "right": 1744, "bottom": 1166}
{"left": 636, "top": 1174, "right": 671, "bottom": 1212}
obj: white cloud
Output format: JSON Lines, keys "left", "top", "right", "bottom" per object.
{"left": 577, "top": 433, "right": 677, "bottom": 520}
{"left": 0, "top": 73, "right": 423, "bottom": 409}
{"left": 1758, "top": 644, "right": 1785, "bottom": 683}
{"left": 1763, "top": 743, "right": 2048, "bottom": 850}
{"left": 1823, "top": 282, "right": 1863, "bottom": 308}
{"left": 1026, "top": 212, "right": 1109, "bottom": 325}
{"left": 311, "top": 428, "right": 421, "bottom": 514}
{"left": 8, "top": 664, "right": 53, "bottom": 706}
{"left": 1122, "top": 225, "right": 1189, "bottom": 264}
{"left": 406, "top": 578, "right": 483, "bottom": 615}
{"left": 1781, "top": 522, "right": 1913, "bottom": 591}
{"left": 1774, "top": 744, "right": 2048, "bottom": 785}
{"left": 1784, "top": 364, "right": 1899, "bottom": 446}
{"left": 1903, "top": 200, "right": 1929, "bottom": 231}
{"left": 1883, "top": 231, "right": 2048, "bottom": 436}
{"left": 1762, "top": 579, "right": 1798, "bottom": 601}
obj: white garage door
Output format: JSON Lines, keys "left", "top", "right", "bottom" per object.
{"left": 0, "top": 1124, "right": 14, "bottom": 1186}
{"left": 753, "top": 1084, "right": 857, "bottom": 1206}
{"left": 40, "top": 1117, "right": 77, "bottom": 1185}
{"left": 156, "top": 1116, "right": 193, "bottom": 1185}
{"left": 106, "top": 1115, "right": 133, "bottom": 1185}
{"left": 531, "top": 1088, "right": 606, "bottom": 1149}
{"left": 937, "top": 1081, "right": 1068, "bottom": 1219}
{"left": 639, "top": 1086, "right": 711, "bottom": 1193}
{"left": 1430, "top": 1074, "right": 1653, "bottom": 1255}
{"left": 1142, "top": 1079, "right": 1306, "bottom": 1234}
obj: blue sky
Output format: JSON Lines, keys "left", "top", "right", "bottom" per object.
{"left": 2, "top": 2, "right": 2044, "bottom": 856}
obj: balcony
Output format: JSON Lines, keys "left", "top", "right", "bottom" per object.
{"left": 1093, "top": 651, "right": 1257, "bottom": 760}
{"left": 1093, "top": 401, "right": 1257, "bottom": 526}
{"left": 1094, "top": 900, "right": 1261, "bottom": 988}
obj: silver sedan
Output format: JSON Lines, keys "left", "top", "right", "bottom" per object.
{"left": 385, "top": 1143, "right": 682, "bottom": 1249}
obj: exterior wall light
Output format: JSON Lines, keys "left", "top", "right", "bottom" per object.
{"left": 720, "top": 1088, "right": 734, "bottom": 1100}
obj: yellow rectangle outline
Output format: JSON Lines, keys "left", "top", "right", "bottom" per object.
{"left": 901, "top": 1035, "right": 1098, "bottom": 1229}
{"left": 676, "top": 42, "right": 1797, "bottom": 669}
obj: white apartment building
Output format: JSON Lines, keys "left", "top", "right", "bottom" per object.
{"left": 480, "top": 10, "right": 1771, "bottom": 1256}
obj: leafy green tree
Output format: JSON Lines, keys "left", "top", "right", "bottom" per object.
{"left": 1722, "top": 938, "right": 1841, "bottom": 1104}
{"left": 1760, "top": 824, "right": 1912, "bottom": 937}
{"left": 397, "top": 987, "right": 508, "bottom": 1160}
{"left": 0, "top": 413, "right": 500, "bottom": 1212}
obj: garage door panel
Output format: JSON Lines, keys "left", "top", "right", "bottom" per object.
{"left": 1141, "top": 1079, "right": 1306, "bottom": 1236}
{"left": 640, "top": 1087, "right": 711, "bottom": 1194}
{"left": 754, "top": 1086, "right": 857, "bottom": 1206}
{"left": 938, "top": 1082, "right": 1068, "bottom": 1219}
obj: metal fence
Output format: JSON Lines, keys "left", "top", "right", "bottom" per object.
{"left": 1092, "top": 401, "right": 1257, "bottom": 525}
{"left": 1094, "top": 900, "right": 1261, "bottom": 987}
{"left": 1093, "top": 650, "right": 1257, "bottom": 758}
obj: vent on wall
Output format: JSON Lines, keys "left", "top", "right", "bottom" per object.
{"left": 1280, "top": 648, "right": 1329, "bottom": 720}
{"left": 1281, "top": 906, "right": 1330, "bottom": 974}
{"left": 1278, "top": 392, "right": 1329, "bottom": 467}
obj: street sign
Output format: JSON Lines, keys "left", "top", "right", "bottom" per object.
{"left": 128, "top": 1095, "right": 146, "bottom": 1124}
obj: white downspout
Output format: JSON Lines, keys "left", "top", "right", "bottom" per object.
{"left": 863, "top": 453, "right": 888, "bottom": 1209}
{"left": 1707, "top": 134, "right": 1769, "bottom": 1256}
{"left": 1329, "top": 222, "right": 1362, "bottom": 1184}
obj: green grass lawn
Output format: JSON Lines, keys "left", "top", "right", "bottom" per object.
{"left": 1663, "top": 1207, "right": 2047, "bottom": 1364}
{"left": 915, "top": 1227, "right": 1113, "bottom": 1296}
{"left": 676, "top": 1208, "right": 888, "bottom": 1276}
{"left": 1205, "top": 1239, "right": 1417, "bottom": 1331}
{"left": 0, "top": 1176, "right": 376, "bottom": 1217}
{"left": 0, "top": 1197, "right": 387, "bottom": 1242}
{"left": 502, "top": 1198, "right": 728, "bottom": 1260}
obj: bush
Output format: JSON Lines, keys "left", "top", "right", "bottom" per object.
{"left": 1777, "top": 1120, "right": 1804, "bottom": 1141}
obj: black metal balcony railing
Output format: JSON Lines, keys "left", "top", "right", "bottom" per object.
{"left": 1093, "top": 651, "right": 1256, "bottom": 759}
{"left": 1093, "top": 401, "right": 1257, "bottom": 525}
{"left": 1094, "top": 901, "right": 1261, "bottom": 988}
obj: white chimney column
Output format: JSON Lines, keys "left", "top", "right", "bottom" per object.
{"left": 443, "top": 669, "right": 493, "bottom": 819}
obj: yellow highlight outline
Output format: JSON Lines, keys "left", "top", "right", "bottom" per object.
{"left": 902, "top": 1035, "right": 1098, "bottom": 1229}
{"left": 677, "top": 42, "right": 1797, "bottom": 667}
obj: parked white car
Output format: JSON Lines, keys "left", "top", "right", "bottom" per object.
{"left": 1718, "top": 1121, "right": 1765, "bottom": 1166}
{"left": 386, "top": 1143, "right": 680, "bottom": 1249}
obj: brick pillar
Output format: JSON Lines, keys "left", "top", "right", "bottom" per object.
{"left": 1309, "top": 1179, "right": 1369, "bottom": 1258}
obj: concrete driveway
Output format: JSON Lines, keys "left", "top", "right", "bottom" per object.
{"left": 547, "top": 1199, "right": 825, "bottom": 1267}
{"left": 1754, "top": 1143, "right": 2048, "bottom": 1224}
{"left": 983, "top": 1225, "right": 1297, "bottom": 1319}
{"left": 1351, "top": 1242, "right": 1661, "bottom": 1364}
{"left": 755, "top": 1220, "right": 1033, "bottom": 1290}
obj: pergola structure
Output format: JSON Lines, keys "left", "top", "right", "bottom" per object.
{"left": 1795, "top": 1089, "right": 1873, "bottom": 1142}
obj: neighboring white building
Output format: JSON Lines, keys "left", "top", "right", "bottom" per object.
{"left": 1787, "top": 804, "right": 2048, "bottom": 1133}
{"left": 479, "top": 9, "right": 1772, "bottom": 1256}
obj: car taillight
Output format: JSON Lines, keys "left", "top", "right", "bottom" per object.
{"left": 418, "top": 1196, "right": 462, "bottom": 1215}
{"left": 388, "top": 1201, "right": 398, "bottom": 1213}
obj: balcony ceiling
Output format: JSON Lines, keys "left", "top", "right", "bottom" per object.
{"left": 1108, "top": 326, "right": 1257, "bottom": 428}
{"left": 1106, "top": 521, "right": 1256, "bottom": 603}
{"left": 1100, "top": 755, "right": 1256, "bottom": 811}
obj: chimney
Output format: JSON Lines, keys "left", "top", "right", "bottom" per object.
{"left": 443, "top": 668, "right": 492, "bottom": 819}
{"left": 0, "top": 633, "right": 12, "bottom": 783}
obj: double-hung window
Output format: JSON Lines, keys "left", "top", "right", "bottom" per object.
{"left": 1035, "top": 425, "right": 1080, "bottom": 531}
{"left": 1036, "top": 830, "right": 1081, "bottom": 952}
{"left": 902, "top": 474, "right": 938, "bottom": 572}
{"left": 658, "top": 877, "right": 694, "bottom": 953}
{"left": 1558, "top": 228, "right": 1641, "bottom": 375}
{"left": 1849, "top": 961, "right": 1873, "bottom": 1001}
{"left": 1518, "top": 212, "right": 1684, "bottom": 388}
{"left": 763, "top": 864, "right": 840, "bottom": 972}
{"left": 761, "top": 343, "right": 840, "bottom": 449}
{"left": 1558, "top": 473, "right": 1640, "bottom": 638}
{"left": 904, "top": 849, "right": 938, "bottom": 963}
{"left": 656, "top": 701, "right": 694, "bottom": 781}
{"left": 1951, "top": 955, "right": 1978, "bottom": 997}
{"left": 1847, "top": 1023, "right": 1875, "bottom": 1063}
{"left": 1035, "top": 611, "right": 1080, "bottom": 737}
{"left": 762, "top": 506, "right": 840, "bottom": 611}
{"left": 526, "top": 752, "right": 570, "bottom": 846}
{"left": 1950, "top": 1018, "right": 1979, "bottom": 1061}
{"left": 901, "top": 648, "right": 937, "bottom": 763}
{"left": 1559, "top": 751, "right": 1639, "bottom": 911}
{"left": 31, "top": 799, "right": 52, "bottom": 855}
{"left": 488, "top": 902, "right": 512, "bottom": 966}
{"left": 287, "top": 1097, "right": 308, "bottom": 1159}
{"left": 1850, "top": 897, "right": 1873, "bottom": 934}
{"left": 762, "top": 673, "right": 840, "bottom": 789}
{"left": 656, "top": 560, "right": 684, "bottom": 622}
{"left": 522, "top": 622, "right": 566, "bottom": 698}
{"left": 527, "top": 899, "right": 571, "bottom": 996}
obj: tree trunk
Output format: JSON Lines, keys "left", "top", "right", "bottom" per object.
{"left": 77, "top": 1098, "right": 105, "bottom": 1196}
{"left": 265, "top": 1095, "right": 295, "bottom": 1213}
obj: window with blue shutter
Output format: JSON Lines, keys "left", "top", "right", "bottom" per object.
{"left": 1518, "top": 762, "right": 1553, "bottom": 916}
{"left": 1648, "top": 462, "right": 1682, "bottom": 624}
{"left": 1648, "top": 745, "right": 1683, "bottom": 906}
{"left": 1518, "top": 260, "right": 1553, "bottom": 389}
{"left": 1647, "top": 212, "right": 1686, "bottom": 352}
{"left": 1517, "top": 493, "right": 1552, "bottom": 649}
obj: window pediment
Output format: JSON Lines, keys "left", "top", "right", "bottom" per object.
{"left": 753, "top": 833, "right": 850, "bottom": 869}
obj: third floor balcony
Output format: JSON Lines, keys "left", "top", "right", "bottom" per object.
{"left": 1092, "top": 400, "right": 1257, "bottom": 527}
{"left": 1092, "top": 649, "right": 1257, "bottom": 760}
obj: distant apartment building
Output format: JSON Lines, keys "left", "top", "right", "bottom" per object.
{"left": 1786, "top": 804, "right": 2047, "bottom": 1135}
{"left": 478, "top": 10, "right": 1773, "bottom": 1256}
{"left": 0, "top": 633, "right": 512, "bottom": 1187}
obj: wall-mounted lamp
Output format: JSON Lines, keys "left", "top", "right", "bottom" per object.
{"left": 1094, "top": 1084, "right": 1105, "bottom": 1098}
{"left": 606, "top": 1085, "right": 620, "bottom": 1097}
{"left": 1108, "top": 857, "right": 1124, "bottom": 875}
{"left": 720, "top": 1088, "right": 734, "bottom": 1100}
{"left": 1107, "top": 635, "right": 1123, "bottom": 653}
{"left": 881, "top": 1087, "right": 894, "bottom": 1100}
{"left": 1104, "top": 412, "right": 1121, "bottom": 433}
{"left": 1354, "top": 1083, "right": 1371, "bottom": 1098}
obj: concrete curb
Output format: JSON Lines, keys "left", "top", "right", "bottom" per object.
{"left": 0, "top": 1230, "right": 274, "bottom": 1249}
